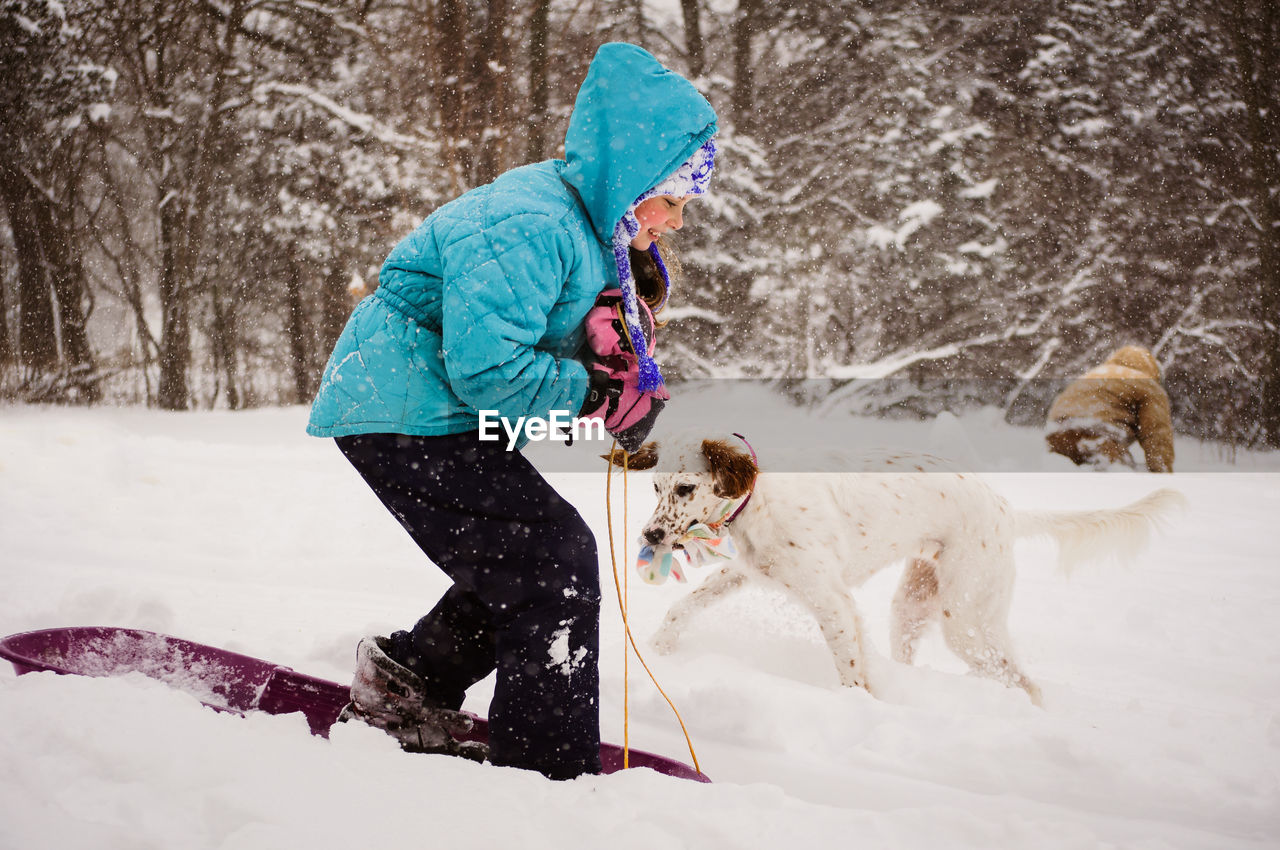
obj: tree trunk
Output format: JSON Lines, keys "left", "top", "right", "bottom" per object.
{"left": 92, "top": 128, "right": 159, "bottom": 400}
{"left": 152, "top": 0, "right": 244, "bottom": 411}
{"left": 732, "top": 0, "right": 760, "bottom": 132}
{"left": 0, "top": 156, "right": 13, "bottom": 368}
{"left": 284, "top": 255, "right": 313, "bottom": 404}
{"left": 209, "top": 282, "right": 240, "bottom": 409}
{"left": 0, "top": 160, "right": 58, "bottom": 375}
{"left": 680, "top": 0, "right": 704, "bottom": 77}
{"left": 471, "top": 0, "right": 511, "bottom": 185}
{"left": 31, "top": 188, "right": 98, "bottom": 400}
{"left": 156, "top": 199, "right": 191, "bottom": 410}
{"left": 0, "top": 263, "right": 10, "bottom": 368}
{"left": 525, "top": 0, "right": 551, "bottom": 162}
{"left": 434, "top": 0, "right": 472, "bottom": 189}
{"left": 318, "top": 264, "right": 350, "bottom": 357}
{"left": 632, "top": 0, "right": 645, "bottom": 47}
{"left": 1229, "top": 0, "right": 1280, "bottom": 446}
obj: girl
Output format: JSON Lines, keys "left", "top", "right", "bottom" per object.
{"left": 307, "top": 42, "right": 718, "bottom": 780}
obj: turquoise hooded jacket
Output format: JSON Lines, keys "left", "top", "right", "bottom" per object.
{"left": 307, "top": 43, "right": 718, "bottom": 439}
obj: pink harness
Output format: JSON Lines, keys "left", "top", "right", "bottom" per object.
{"left": 721, "top": 432, "right": 758, "bottom": 527}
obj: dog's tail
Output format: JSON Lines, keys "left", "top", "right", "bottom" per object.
{"left": 1013, "top": 488, "right": 1186, "bottom": 574}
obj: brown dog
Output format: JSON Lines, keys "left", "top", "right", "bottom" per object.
{"left": 1046, "top": 346, "right": 1175, "bottom": 472}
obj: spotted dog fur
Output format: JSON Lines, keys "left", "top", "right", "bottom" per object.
{"left": 609, "top": 435, "right": 1184, "bottom": 705}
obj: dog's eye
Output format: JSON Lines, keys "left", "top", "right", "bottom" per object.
{"left": 675, "top": 483, "right": 696, "bottom": 498}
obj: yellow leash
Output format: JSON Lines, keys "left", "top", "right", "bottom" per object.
{"left": 604, "top": 442, "right": 702, "bottom": 775}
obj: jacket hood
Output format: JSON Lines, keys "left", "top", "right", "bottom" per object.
{"left": 1106, "top": 345, "right": 1161, "bottom": 380}
{"left": 562, "top": 43, "right": 718, "bottom": 245}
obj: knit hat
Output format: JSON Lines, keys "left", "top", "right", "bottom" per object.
{"left": 612, "top": 138, "right": 717, "bottom": 393}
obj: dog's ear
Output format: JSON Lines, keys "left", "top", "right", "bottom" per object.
{"left": 701, "top": 439, "right": 758, "bottom": 498}
{"left": 600, "top": 442, "right": 660, "bottom": 470}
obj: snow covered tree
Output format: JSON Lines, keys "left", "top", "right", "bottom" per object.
{"left": 76, "top": 0, "right": 370, "bottom": 408}
{"left": 650, "top": 0, "right": 1273, "bottom": 445}
{"left": 1222, "top": 0, "right": 1280, "bottom": 446}
{"left": 4, "top": 0, "right": 1275, "bottom": 449}
{"left": 0, "top": 0, "right": 112, "bottom": 400}
{"left": 997, "top": 0, "right": 1265, "bottom": 439}
{"left": 75, "top": 0, "right": 246, "bottom": 409}
{"left": 220, "top": 78, "right": 447, "bottom": 405}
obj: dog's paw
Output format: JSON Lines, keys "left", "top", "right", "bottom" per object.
{"left": 650, "top": 629, "right": 679, "bottom": 655}
{"left": 838, "top": 660, "right": 871, "bottom": 692}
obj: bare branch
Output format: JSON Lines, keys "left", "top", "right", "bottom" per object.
{"left": 251, "top": 81, "right": 437, "bottom": 153}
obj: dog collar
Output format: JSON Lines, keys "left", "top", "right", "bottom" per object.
{"left": 720, "top": 432, "right": 757, "bottom": 527}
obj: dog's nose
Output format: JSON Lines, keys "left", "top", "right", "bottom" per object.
{"left": 643, "top": 527, "right": 666, "bottom": 546}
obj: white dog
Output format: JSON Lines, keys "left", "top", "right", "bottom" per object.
{"left": 610, "top": 435, "right": 1183, "bottom": 705}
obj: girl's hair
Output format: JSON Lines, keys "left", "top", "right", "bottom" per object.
{"left": 630, "top": 238, "right": 680, "bottom": 320}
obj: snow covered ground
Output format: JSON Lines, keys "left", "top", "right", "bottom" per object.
{"left": 2, "top": 386, "right": 1278, "bottom": 849}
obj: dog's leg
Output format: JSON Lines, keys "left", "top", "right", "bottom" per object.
{"left": 890, "top": 555, "right": 940, "bottom": 665}
{"left": 938, "top": 595, "right": 1043, "bottom": 706}
{"left": 651, "top": 565, "right": 748, "bottom": 655}
{"left": 933, "top": 543, "right": 1043, "bottom": 705}
{"left": 780, "top": 577, "right": 872, "bottom": 693}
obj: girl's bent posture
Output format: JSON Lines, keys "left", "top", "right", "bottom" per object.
{"left": 307, "top": 43, "right": 717, "bottom": 779}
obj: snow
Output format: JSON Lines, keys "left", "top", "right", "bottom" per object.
{"left": 1061, "top": 118, "right": 1114, "bottom": 137}
{"left": 2, "top": 388, "right": 1279, "bottom": 850}
{"left": 958, "top": 236, "right": 1007, "bottom": 257}
{"left": 959, "top": 178, "right": 999, "bottom": 200}
{"left": 867, "top": 200, "right": 945, "bottom": 250}
{"left": 251, "top": 82, "right": 434, "bottom": 153}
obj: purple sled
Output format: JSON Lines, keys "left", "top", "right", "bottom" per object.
{"left": 0, "top": 626, "right": 708, "bottom": 782}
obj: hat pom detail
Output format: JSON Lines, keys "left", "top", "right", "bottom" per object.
{"left": 637, "top": 355, "right": 665, "bottom": 393}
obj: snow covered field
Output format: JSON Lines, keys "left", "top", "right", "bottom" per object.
{"left": 2, "top": 388, "right": 1278, "bottom": 849}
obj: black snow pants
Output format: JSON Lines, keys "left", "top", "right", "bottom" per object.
{"left": 335, "top": 432, "right": 602, "bottom": 780}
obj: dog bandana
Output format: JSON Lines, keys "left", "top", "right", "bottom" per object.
{"left": 635, "top": 496, "right": 743, "bottom": 585}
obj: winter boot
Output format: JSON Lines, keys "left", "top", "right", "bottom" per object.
{"left": 339, "top": 635, "right": 488, "bottom": 762}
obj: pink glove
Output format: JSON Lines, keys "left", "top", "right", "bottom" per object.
{"left": 579, "top": 289, "right": 669, "bottom": 453}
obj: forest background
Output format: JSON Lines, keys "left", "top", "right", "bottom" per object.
{"left": 2, "top": 0, "right": 1278, "bottom": 448}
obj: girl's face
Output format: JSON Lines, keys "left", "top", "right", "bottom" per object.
{"left": 630, "top": 195, "right": 693, "bottom": 250}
